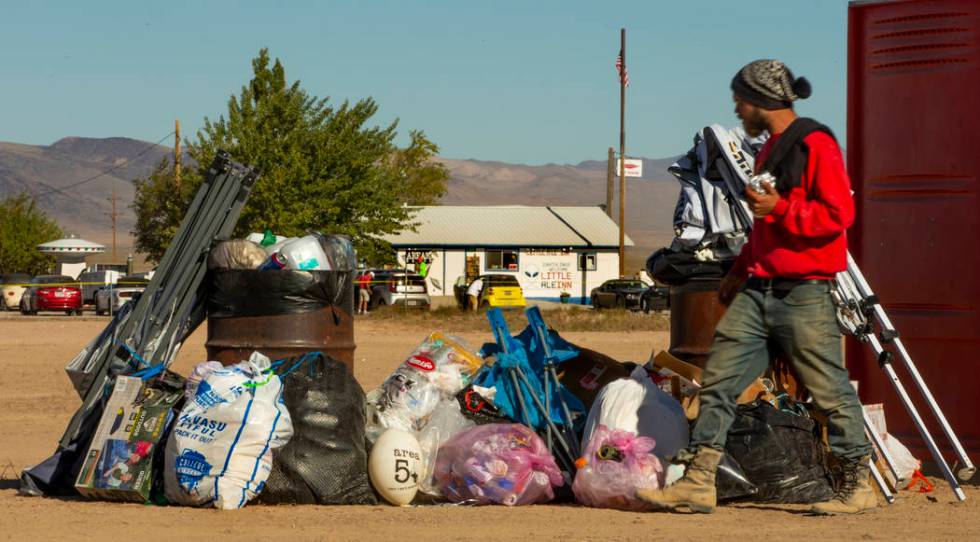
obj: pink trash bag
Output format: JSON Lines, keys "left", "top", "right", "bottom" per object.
{"left": 573, "top": 424, "right": 664, "bottom": 510}
{"left": 433, "top": 424, "right": 564, "bottom": 505}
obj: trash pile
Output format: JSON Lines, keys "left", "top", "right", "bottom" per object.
{"left": 18, "top": 151, "right": 936, "bottom": 512}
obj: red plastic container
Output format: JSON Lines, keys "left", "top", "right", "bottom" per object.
{"left": 847, "top": 0, "right": 980, "bottom": 464}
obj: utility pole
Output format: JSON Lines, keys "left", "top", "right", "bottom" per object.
{"left": 618, "top": 28, "right": 627, "bottom": 278}
{"left": 605, "top": 147, "right": 614, "bottom": 218}
{"left": 110, "top": 185, "right": 117, "bottom": 261}
{"left": 175, "top": 119, "right": 182, "bottom": 190}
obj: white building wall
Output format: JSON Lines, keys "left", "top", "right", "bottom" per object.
{"left": 396, "top": 247, "right": 622, "bottom": 304}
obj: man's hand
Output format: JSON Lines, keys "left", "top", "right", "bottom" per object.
{"left": 745, "top": 181, "right": 780, "bottom": 217}
{"left": 718, "top": 272, "right": 746, "bottom": 306}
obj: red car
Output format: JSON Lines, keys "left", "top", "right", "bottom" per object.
{"left": 20, "top": 275, "right": 83, "bottom": 316}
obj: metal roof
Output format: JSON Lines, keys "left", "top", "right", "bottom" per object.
{"left": 383, "top": 206, "right": 634, "bottom": 249}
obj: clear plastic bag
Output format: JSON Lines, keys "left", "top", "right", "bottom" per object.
{"left": 433, "top": 424, "right": 563, "bottom": 506}
{"left": 415, "top": 399, "right": 475, "bottom": 496}
{"left": 366, "top": 333, "right": 482, "bottom": 442}
{"left": 572, "top": 425, "right": 664, "bottom": 510}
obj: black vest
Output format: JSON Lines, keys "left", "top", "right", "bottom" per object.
{"left": 760, "top": 117, "right": 836, "bottom": 193}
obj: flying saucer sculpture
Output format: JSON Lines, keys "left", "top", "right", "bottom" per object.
{"left": 37, "top": 237, "right": 106, "bottom": 278}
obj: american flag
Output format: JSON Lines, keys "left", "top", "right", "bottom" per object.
{"left": 616, "top": 49, "right": 629, "bottom": 87}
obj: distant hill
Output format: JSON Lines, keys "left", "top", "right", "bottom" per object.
{"left": 0, "top": 137, "right": 175, "bottom": 242}
{"left": 0, "top": 136, "right": 683, "bottom": 268}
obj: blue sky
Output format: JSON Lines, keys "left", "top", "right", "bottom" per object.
{"left": 0, "top": 0, "right": 849, "bottom": 165}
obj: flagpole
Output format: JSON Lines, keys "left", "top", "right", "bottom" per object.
{"left": 618, "top": 28, "right": 626, "bottom": 278}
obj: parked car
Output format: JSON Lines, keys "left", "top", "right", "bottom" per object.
{"left": 94, "top": 276, "right": 149, "bottom": 315}
{"left": 77, "top": 270, "right": 122, "bottom": 305}
{"left": 19, "top": 275, "right": 83, "bottom": 315}
{"left": 454, "top": 274, "right": 526, "bottom": 309}
{"left": 590, "top": 279, "right": 648, "bottom": 310}
{"left": 641, "top": 284, "right": 670, "bottom": 313}
{"left": 0, "top": 273, "right": 31, "bottom": 311}
{"left": 368, "top": 270, "right": 431, "bottom": 309}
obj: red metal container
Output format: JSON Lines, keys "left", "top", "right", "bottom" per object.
{"left": 847, "top": 0, "right": 980, "bottom": 463}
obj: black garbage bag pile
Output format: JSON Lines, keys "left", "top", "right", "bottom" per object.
{"left": 259, "top": 353, "right": 377, "bottom": 505}
{"left": 722, "top": 400, "right": 833, "bottom": 504}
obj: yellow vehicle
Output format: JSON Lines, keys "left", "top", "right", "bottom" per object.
{"left": 455, "top": 274, "right": 526, "bottom": 309}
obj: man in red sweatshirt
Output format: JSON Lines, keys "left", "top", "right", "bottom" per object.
{"left": 639, "top": 59, "right": 875, "bottom": 515}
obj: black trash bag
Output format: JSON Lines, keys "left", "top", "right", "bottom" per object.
{"left": 724, "top": 400, "right": 833, "bottom": 504}
{"left": 715, "top": 453, "right": 759, "bottom": 501}
{"left": 208, "top": 269, "right": 353, "bottom": 318}
{"left": 646, "top": 247, "right": 732, "bottom": 286}
{"left": 258, "top": 352, "right": 377, "bottom": 505}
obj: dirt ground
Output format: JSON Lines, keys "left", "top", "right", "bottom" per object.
{"left": 0, "top": 313, "right": 976, "bottom": 541}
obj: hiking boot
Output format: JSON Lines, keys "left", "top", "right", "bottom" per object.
{"left": 811, "top": 456, "right": 878, "bottom": 515}
{"left": 636, "top": 446, "right": 723, "bottom": 513}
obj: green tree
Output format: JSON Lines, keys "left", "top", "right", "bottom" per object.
{"left": 132, "top": 48, "right": 448, "bottom": 264}
{"left": 0, "top": 193, "right": 63, "bottom": 275}
{"left": 130, "top": 159, "right": 196, "bottom": 263}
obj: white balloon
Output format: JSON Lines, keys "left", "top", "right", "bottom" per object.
{"left": 369, "top": 429, "right": 422, "bottom": 506}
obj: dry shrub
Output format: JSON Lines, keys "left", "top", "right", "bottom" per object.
{"left": 365, "top": 304, "right": 669, "bottom": 334}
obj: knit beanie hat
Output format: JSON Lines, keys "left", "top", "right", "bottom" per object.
{"left": 731, "top": 59, "right": 812, "bottom": 110}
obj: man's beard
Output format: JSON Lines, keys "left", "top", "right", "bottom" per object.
{"left": 742, "top": 110, "right": 768, "bottom": 137}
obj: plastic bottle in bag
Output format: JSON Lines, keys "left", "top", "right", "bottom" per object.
{"left": 278, "top": 235, "right": 332, "bottom": 270}
{"left": 258, "top": 252, "right": 288, "bottom": 270}
{"left": 366, "top": 333, "right": 483, "bottom": 442}
{"left": 572, "top": 425, "right": 663, "bottom": 510}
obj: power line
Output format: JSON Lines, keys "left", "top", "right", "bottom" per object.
{"left": 32, "top": 132, "right": 176, "bottom": 198}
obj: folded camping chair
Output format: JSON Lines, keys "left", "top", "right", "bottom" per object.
{"left": 475, "top": 307, "right": 585, "bottom": 475}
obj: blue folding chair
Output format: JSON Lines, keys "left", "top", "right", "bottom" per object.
{"left": 475, "top": 307, "right": 584, "bottom": 473}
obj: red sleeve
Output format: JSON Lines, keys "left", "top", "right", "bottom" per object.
{"left": 769, "top": 132, "right": 855, "bottom": 238}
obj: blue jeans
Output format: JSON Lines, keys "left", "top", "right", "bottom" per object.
{"left": 688, "top": 282, "right": 871, "bottom": 460}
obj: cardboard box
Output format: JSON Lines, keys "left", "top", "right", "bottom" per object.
{"left": 647, "top": 350, "right": 774, "bottom": 420}
{"left": 556, "top": 347, "right": 631, "bottom": 408}
{"left": 75, "top": 376, "right": 182, "bottom": 502}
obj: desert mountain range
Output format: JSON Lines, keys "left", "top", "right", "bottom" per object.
{"left": 0, "top": 137, "right": 682, "bottom": 266}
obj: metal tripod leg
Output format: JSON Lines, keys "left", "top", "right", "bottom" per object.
{"left": 846, "top": 253, "right": 976, "bottom": 482}
{"left": 861, "top": 331, "right": 966, "bottom": 501}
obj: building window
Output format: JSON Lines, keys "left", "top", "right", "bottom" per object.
{"left": 578, "top": 252, "right": 597, "bottom": 271}
{"left": 486, "top": 249, "right": 519, "bottom": 271}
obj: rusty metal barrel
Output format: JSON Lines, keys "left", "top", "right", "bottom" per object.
{"left": 206, "top": 269, "right": 355, "bottom": 370}
{"left": 668, "top": 278, "right": 726, "bottom": 369}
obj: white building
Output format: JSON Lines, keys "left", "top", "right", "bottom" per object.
{"left": 382, "top": 206, "right": 634, "bottom": 304}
